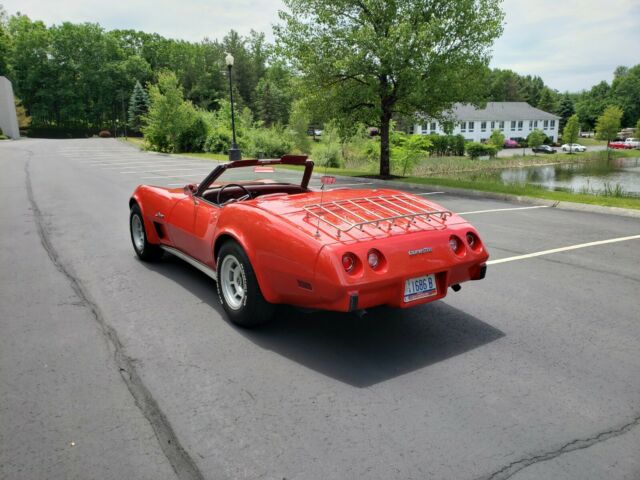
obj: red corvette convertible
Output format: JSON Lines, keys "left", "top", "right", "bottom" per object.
{"left": 129, "top": 156, "right": 488, "bottom": 327}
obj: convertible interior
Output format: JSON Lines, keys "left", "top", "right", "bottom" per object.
{"left": 201, "top": 182, "right": 310, "bottom": 206}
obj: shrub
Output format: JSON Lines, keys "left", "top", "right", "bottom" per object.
{"left": 177, "top": 113, "right": 209, "bottom": 152}
{"left": 98, "top": 130, "right": 111, "bottom": 138}
{"left": 311, "top": 122, "right": 343, "bottom": 167}
{"left": 204, "top": 126, "right": 233, "bottom": 154}
{"left": 488, "top": 129, "right": 505, "bottom": 150}
{"left": 343, "top": 124, "right": 378, "bottom": 169}
{"left": 466, "top": 142, "right": 497, "bottom": 159}
{"left": 423, "top": 134, "right": 465, "bottom": 156}
{"left": 245, "top": 126, "right": 293, "bottom": 158}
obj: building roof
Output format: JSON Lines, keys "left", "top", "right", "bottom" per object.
{"left": 444, "top": 102, "right": 559, "bottom": 121}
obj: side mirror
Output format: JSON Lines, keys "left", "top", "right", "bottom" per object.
{"left": 183, "top": 184, "right": 197, "bottom": 196}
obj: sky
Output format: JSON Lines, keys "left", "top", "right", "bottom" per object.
{"left": 2, "top": 0, "right": 639, "bottom": 92}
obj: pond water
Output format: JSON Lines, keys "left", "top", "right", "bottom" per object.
{"left": 464, "top": 157, "right": 640, "bottom": 197}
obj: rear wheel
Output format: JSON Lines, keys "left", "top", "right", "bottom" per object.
{"left": 130, "top": 204, "right": 163, "bottom": 261}
{"left": 216, "top": 241, "right": 275, "bottom": 327}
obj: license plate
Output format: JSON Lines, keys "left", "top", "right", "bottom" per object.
{"left": 404, "top": 274, "right": 437, "bottom": 302}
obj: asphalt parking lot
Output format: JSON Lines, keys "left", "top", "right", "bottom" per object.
{"left": 1, "top": 138, "right": 639, "bottom": 480}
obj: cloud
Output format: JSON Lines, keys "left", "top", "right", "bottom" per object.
{"left": 3, "top": 0, "right": 639, "bottom": 91}
{"left": 491, "top": 0, "right": 640, "bottom": 91}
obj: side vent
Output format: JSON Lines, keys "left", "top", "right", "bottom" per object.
{"left": 153, "top": 222, "right": 166, "bottom": 239}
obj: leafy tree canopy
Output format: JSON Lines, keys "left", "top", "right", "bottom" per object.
{"left": 276, "top": 0, "right": 504, "bottom": 176}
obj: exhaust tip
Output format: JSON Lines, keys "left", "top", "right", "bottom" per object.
{"left": 451, "top": 284, "right": 462, "bottom": 292}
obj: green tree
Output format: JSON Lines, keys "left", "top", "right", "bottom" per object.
{"left": 596, "top": 105, "right": 623, "bottom": 154}
{"left": 0, "top": 5, "right": 10, "bottom": 76}
{"left": 288, "top": 99, "right": 312, "bottom": 153}
{"left": 254, "top": 63, "right": 292, "bottom": 126}
{"left": 562, "top": 114, "right": 580, "bottom": 152}
{"left": 610, "top": 64, "right": 640, "bottom": 127}
{"left": 128, "top": 80, "right": 150, "bottom": 132}
{"left": 488, "top": 128, "right": 505, "bottom": 150}
{"left": 557, "top": 92, "right": 575, "bottom": 131}
{"left": 528, "top": 128, "right": 546, "bottom": 154}
{"left": 575, "top": 81, "right": 611, "bottom": 131}
{"left": 142, "top": 71, "right": 196, "bottom": 152}
{"left": 537, "top": 88, "right": 557, "bottom": 113}
{"left": 276, "top": 0, "right": 504, "bottom": 177}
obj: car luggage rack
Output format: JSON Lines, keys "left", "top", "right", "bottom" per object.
{"left": 304, "top": 194, "right": 452, "bottom": 238}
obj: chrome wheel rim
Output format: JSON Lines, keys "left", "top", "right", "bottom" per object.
{"left": 131, "top": 214, "right": 145, "bottom": 252}
{"left": 220, "top": 255, "right": 246, "bottom": 310}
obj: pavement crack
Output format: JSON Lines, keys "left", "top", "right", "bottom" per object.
{"left": 477, "top": 414, "right": 640, "bottom": 480}
{"left": 25, "top": 160, "right": 206, "bottom": 480}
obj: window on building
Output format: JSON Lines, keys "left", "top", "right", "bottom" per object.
{"left": 517, "top": 121, "right": 523, "bottom": 131}
{"left": 499, "top": 121, "right": 505, "bottom": 131}
{"left": 460, "top": 122, "right": 466, "bottom": 132}
{"left": 534, "top": 120, "right": 538, "bottom": 128}
{"left": 550, "top": 120, "right": 556, "bottom": 128}
{"left": 430, "top": 122, "right": 436, "bottom": 132}
{"left": 421, "top": 125, "right": 429, "bottom": 134}
{"left": 481, "top": 121, "right": 487, "bottom": 132}
{"left": 468, "top": 121, "right": 474, "bottom": 132}
{"left": 511, "top": 121, "right": 516, "bottom": 131}
{"left": 529, "top": 120, "right": 533, "bottom": 129}
{"left": 544, "top": 120, "right": 549, "bottom": 129}
{"left": 491, "top": 121, "right": 495, "bottom": 129}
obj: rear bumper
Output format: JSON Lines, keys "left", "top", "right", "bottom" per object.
{"left": 320, "top": 261, "right": 487, "bottom": 312}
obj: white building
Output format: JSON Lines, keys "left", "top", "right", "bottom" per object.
{"left": 412, "top": 102, "right": 560, "bottom": 143}
{"left": 0, "top": 76, "right": 20, "bottom": 139}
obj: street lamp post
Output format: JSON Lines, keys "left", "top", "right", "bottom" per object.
{"left": 225, "top": 53, "right": 241, "bottom": 161}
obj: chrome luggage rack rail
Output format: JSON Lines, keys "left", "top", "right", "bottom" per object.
{"left": 304, "top": 194, "right": 452, "bottom": 237}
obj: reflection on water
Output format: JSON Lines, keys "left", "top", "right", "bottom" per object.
{"left": 463, "top": 157, "right": 640, "bottom": 196}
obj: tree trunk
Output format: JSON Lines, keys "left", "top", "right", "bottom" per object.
{"left": 379, "top": 110, "right": 392, "bottom": 177}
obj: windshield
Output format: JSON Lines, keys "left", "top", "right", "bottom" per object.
{"left": 208, "top": 165, "right": 305, "bottom": 189}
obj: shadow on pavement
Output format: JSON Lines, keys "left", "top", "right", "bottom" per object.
{"left": 144, "top": 254, "right": 504, "bottom": 388}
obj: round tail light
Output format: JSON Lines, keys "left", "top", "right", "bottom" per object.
{"left": 449, "top": 236, "right": 460, "bottom": 253}
{"left": 342, "top": 253, "right": 356, "bottom": 272}
{"left": 367, "top": 249, "right": 380, "bottom": 269}
{"left": 466, "top": 232, "right": 476, "bottom": 247}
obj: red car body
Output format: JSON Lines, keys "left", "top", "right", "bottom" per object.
{"left": 609, "top": 141, "right": 632, "bottom": 150}
{"left": 129, "top": 156, "right": 488, "bottom": 326}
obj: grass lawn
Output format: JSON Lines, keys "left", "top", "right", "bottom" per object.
{"left": 577, "top": 137, "right": 607, "bottom": 146}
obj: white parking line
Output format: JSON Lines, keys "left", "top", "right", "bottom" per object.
{"left": 459, "top": 206, "right": 550, "bottom": 215}
{"left": 487, "top": 234, "right": 640, "bottom": 265}
{"left": 416, "top": 192, "right": 445, "bottom": 196}
{"left": 92, "top": 160, "right": 190, "bottom": 166}
{"left": 122, "top": 168, "right": 212, "bottom": 174}
{"left": 312, "top": 182, "right": 374, "bottom": 188}
{"left": 142, "top": 173, "right": 210, "bottom": 179}
{"left": 110, "top": 163, "right": 208, "bottom": 171}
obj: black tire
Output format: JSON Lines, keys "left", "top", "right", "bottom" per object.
{"left": 130, "top": 204, "right": 163, "bottom": 262}
{"left": 216, "top": 241, "right": 275, "bottom": 327}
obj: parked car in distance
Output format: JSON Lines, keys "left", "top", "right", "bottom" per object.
{"left": 128, "top": 156, "right": 489, "bottom": 327}
{"left": 624, "top": 138, "right": 640, "bottom": 148}
{"left": 532, "top": 145, "right": 557, "bottom": 154}
{"left": 610, "top": 140, "right": 633, "bottom": 149}
{"left": 504, "top": 138, "right": 519, "bottom": 148}
{"left": 561, "top": 143, "right": 586, "bottom": 152}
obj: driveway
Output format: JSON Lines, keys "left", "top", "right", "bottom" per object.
{"left": 1, "top": 138, "right": 639, "bottom": 480}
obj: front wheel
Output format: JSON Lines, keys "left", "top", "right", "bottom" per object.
{"left": 130, "top": 204, "right": 163, "bottom": 261}
{"left": 216, "top": 241, "right": 275, "bottom": 327}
